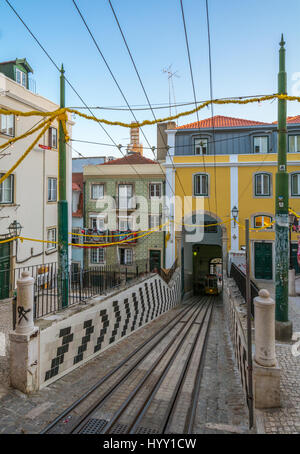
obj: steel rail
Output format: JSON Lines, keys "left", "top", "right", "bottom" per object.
{"left": 158, "top": 298, "right": 214, "bottom": 434}
{"left": 72, "top": 299, "right": 203, "bottom": 434}
{"left": 96, "top": 299, "right": 208, "bottom": 434}
{"left": 129, "top": 298, "right": 213, "bottom": 434}
{"left": 41, "top": 298, "right": 199, "bottom": 434}
{"left": 184, "top": 296, "right": 216, "bottom": 433}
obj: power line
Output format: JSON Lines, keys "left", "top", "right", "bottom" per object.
{"left": 4, "top": 0, "right": 157, "bottom": 190}
{"left": 107, "top": 0, "right": 192, "bottom": 211}
{"left": 72, "top": 0, "right": 176, "bottom": 200}
{"left": 67, "top": 93, "right": 274, "bottom": 111}
{"left": 205, "top": 0, "right": 218, "bottom": 217}
{"left": 71, "top": 129, "right": 274, "bottom": 151}
{"left": 179, "top": 0, "right": 211, "bottom": 214}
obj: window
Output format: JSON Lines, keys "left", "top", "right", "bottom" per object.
{"left": 120, "top": 248, "right": 133, "bottom": 265}
{"left": 194, "top": 138, "right": 208, "bottom": 155}
{"left": 118, "top": 184, "right": 134, "bottom": 209}
{"left": 47, "top": 228, "right": 56, "bottom": 251}
{"left": 72, "top": 228, "right": 81, "bottom": 245}
{"left": 48, "top": 178, "right": 57, "bottom": 202}
{"left": 0, "top": 174, "right": 14, "bottom": 204}
{"left": 254, "top": 215, "right": 273, "bottom": 229}
{"left": 72, "top": 190, "right": 80, "bottom": 213}
{"left": 90, "top": 216, "right": 105, "bottom": 230}
{"left": 149, "top": 183, "right": 162, "bottom": 198}
{"left": 255, "top": 173, "right": 271, "bottom": 196}
{"left": 48, "top": 127, "right": 57, "bottom": 149}
{"left": 15, "top": 68, "right": 27, "bottom": 87}
{"left": 0, "top": 114, "right": 14, "bottom": 137}
{"left": 90, "top": 248, "right": 105, "bottom": 264}
{"left": 194, "top": 174, "right": 208, "bottom": 196}
{"left": 91, "top": 184, "right": 104, "bottom": 200}
{"left": 149, "top": 215, "right": 161, "bottom": 229}
{"left": 289, "top": 135, "right": 300, "bottom": 153}
{"left": 291, "top": 173, "right": 300, "bottom": 196}
{"left": 119, "top": 216, "right": 133, "bottom": 231}
{"left": 253, "top": 136, "right": 268, "bottom": 154}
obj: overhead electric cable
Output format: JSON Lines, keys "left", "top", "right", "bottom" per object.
{"left": 107, "top": 0, "right": 192, "bottom": 214}
{"left": 205, "top": 0, "right": 218, "bottom": 217}
{"left": 72, "top": 0, "right": 176, "bottom": 201}
{"left": 179, "top": 0, "right": 211, "bottom": 214}
{"left": 4, "top": 0, "right": 158, "bottom": 189}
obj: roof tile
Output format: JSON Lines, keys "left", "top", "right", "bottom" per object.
{"left": 176, "top": 115, "right": 270, "bottom": 129}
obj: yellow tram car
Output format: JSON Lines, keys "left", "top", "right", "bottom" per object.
{"left": 204, "top": 274, "right": 220, "bottom": 295}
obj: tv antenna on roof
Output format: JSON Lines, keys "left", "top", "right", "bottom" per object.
{"left": 162, "top": 65, "right": 180, "bottom": 122}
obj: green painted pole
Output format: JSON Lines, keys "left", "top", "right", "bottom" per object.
{"left": 58, "top": 64, "right": 69, "bottom": 309}
{"left": 275, "top": 35, "right": 292, "bottom": 340}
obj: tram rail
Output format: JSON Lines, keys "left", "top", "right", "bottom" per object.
{"left": 41, "top": 295, "right": 215, "bottom": 435}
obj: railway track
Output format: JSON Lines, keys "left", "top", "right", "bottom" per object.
{"left": 41, "top": 295, "right": 215, "bottom": 435}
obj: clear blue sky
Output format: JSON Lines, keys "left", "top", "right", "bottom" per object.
{"left": 1, "top": 0, "right": 300, "bottom": 159}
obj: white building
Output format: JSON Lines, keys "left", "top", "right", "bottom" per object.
{"left": 0, "top": 58, "right": 73, "bottom": 299}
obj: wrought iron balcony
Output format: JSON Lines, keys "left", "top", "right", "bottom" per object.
{"left": 81, "top": 228, "right": 110, "bottom": 244}
{"left": 111, "top": 230, "right": 138, "bottom": 244}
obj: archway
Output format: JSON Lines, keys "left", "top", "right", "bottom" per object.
{"left": 178, "top": 210, "right": 228, "bottom": 295}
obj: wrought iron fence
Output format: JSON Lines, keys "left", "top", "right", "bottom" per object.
{"left": 225, "top": 286, "right": 253, "bottom": 427}
{"left": 8, "top": 258, "right": 165, "bottom": 322}
{"left": 229, "top": 263, "right": 259, "bottom": 317}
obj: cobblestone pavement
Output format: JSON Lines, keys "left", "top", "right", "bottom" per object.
{"left": 0, "top": 297, "right": 252, "bottom": 434}
{"left": 256, "top": 279, "right": 300, "bottom": 434}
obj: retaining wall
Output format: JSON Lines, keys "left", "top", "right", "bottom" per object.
{"left": 38, "top": 270, "right": 181, "bottom": 388}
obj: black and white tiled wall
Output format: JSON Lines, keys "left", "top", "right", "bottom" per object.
{"left": 40, "top": 270, "right": 181, "bottom": 387}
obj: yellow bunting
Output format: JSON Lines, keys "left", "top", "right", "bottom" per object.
{"left": 0, "top": 120, "right": 52, "bottom": 186}
{"left": 1, "top": 93, "right": 300, "bottom": 130}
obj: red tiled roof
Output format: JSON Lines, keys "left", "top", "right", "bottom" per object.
{"left": 272, "top": 115, "right": 300, "bottom": 124}
{"left": 176, "top": 115, "right": 270, "bottom": 129}
{"left": 100, "top": 153, "right": 156, "bottom": 166}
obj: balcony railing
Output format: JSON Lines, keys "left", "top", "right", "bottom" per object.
{"left": 79, "top": 229, "right": 110, "bottom": 244}
{"left": 79, "top": 229, "right": 138, "bottom": 245}
{"left": 111, "top": 230, "right": 138, "bottom": 244}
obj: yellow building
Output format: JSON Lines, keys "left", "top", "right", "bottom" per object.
{"left": 163, "top": 115, "right": 300, "bottom": 292}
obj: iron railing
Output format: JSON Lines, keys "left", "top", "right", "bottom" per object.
{"left": 229, "top": 263, "right": 259, "bottom": 317}
{"left": 7, "top": 258, "right": 168, "bottom": 322}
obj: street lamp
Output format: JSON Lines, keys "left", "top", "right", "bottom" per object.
{"left": 231, "top": 206, "right": 238, "bottom": 227}
{"left": 8, "top": 220, "right": 22, "bottom": 238}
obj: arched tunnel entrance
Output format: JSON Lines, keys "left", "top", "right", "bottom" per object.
{"left": 180, "top": 212, "right": 227, "bottom": 296}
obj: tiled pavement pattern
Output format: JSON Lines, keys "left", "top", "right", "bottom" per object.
{"left": 0, "top": 296, "right": 252, "bottom": 434}
{"left": 39, "top": 272, "right": 181, "bottom": 387}
{"left": 255, "top": 279, "right": 300, "bottom": 434}
{"left": 260, "top": 344, "right": 300, "bottom": 434}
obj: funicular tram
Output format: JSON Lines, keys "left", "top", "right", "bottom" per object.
{"left": 192, "top": 245, "right": 222, "bottom": 296}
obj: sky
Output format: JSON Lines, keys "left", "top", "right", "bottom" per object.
{"left": 1, "top": 0, "right": 300, "bottom": 160}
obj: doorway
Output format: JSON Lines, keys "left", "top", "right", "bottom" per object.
{"left": 149, "top": 250, "right": 161, "bottom": 272}
{"left": 254, "top": 242, "right": 273, "bottom": 280}
{"left": 0, "top": 242, "right": 11, "bottom": 299}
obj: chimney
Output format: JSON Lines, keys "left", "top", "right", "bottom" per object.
{"left": 157, "top": 121, "right": 176, "bottom": 161}
{"left": 128, "top": 123, "right": 143, "bottom": 155}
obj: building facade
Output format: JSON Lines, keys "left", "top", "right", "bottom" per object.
{"left": 83, "top": 152, "right": 165, "bottom": 272}
{"left": 71, "top": 157, "right": 106, "bottom": 271}
{"left": 164, "top": 115, "right": 300, "bottom": 290}
{"left": 0, "top": 58, "right": 73, "bottom": 299}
